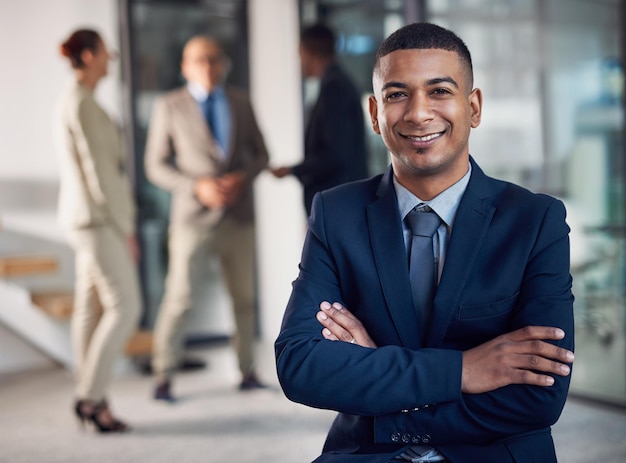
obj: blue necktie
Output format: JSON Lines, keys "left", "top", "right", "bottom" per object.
{"left": 202, "top": 94, "right": 222, "bottom": 149}
{"left": 405, "top": 207, "right": 441, "bottom": 338}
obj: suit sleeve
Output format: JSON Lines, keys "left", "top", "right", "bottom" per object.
{"left": 374, "top": 199, "right": 574, "bottom": 446}
{"left": 275, "top": 193, "right": 463, "bottom": 416}
{"left": 144, "top": 97, "right": 196, "bottom": 195}
{"left": 238, "top": 98, "right": 269, "bottom": 182}
{"left": 74, "top": 98, "right": 135, "bottom": 237}
{"left": 276, "top": 194, "right": 574, "bottom": 446}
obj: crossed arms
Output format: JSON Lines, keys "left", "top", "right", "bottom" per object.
{"left": 275, "top": 188, "right": 575, "bottom": 446}
{"left": 317, "top": 301, "right": 573, "bottom": 394}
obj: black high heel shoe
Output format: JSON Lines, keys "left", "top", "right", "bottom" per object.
{"left": 74, "top": 400, "right": 91, "bottom": 429}
{"left": 74, "top": 399, "right": 130, "bottom": 433}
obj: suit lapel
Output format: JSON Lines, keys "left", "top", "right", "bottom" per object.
{"left": 178, "top": 88, "right": 224, "bottom": 164}
{"left": 426, "top": 161, "right": 496, "bottom": 346}
{"left": 367, "top": 168, "right": 422, "bottom": 349}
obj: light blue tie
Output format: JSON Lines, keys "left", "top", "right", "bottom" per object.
{"left": 405, "top": 207, "right": 441, "bottom": 338}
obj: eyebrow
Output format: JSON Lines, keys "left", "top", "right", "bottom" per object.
{"left": 428, "top": 77, "right": 459, "bottom": 88}
{"left": 380, "top": 76, "right": 459, "bottom": 92}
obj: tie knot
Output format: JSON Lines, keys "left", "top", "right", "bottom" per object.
{"left": 406, "top": 208, "right": 441, "bottom": 237}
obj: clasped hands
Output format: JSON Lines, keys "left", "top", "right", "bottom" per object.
{"left": 316, "top": 301, "right": 574, "bottom": 394}
{"left": 194, "top": 171, "right": 246, "bottom": 208}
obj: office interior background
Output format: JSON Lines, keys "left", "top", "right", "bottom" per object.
{"left": 0, "top": 0, "right": 624, "bottom": 408}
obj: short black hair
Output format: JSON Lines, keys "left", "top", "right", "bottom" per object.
{"left": 374, "top": 23, "right": 473, "bottom": 85}
{"left": 300, "top": 23, "right": 336, "bottom": 58}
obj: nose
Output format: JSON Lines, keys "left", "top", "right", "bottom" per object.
{"left": 404, "top": 92, "right": 434, "bottom": 124}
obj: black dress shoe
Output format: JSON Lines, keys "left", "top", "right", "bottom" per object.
{"left": 239, "top": 372, "right": 269, "bottom": 391}
{"left": 154, "top": 380, "right": 175, "bottom": 402}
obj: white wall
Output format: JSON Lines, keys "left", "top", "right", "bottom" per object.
{"left": 0, "top": 1, "right": 121, "bottom": 181}
{"left": 0, "top": 0, "right": 305, "bottom": 372}
{"left": 248, "top": 0, "right": 306, "bottom": 340}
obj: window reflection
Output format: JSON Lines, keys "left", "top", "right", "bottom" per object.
{"left": 431, "top": 0, "right": 625, "bottom": 406}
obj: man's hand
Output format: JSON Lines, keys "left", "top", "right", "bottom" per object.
{"left": 316, "top": 301, "right": 377, "bottom": 348}
{"left": 269, "top": 166, "right": 292, "bottom": 179}
{"left": 461, "top": 326, "right": 574, "bottom": 393}
{"left": 217, "top": 171, "right": 246, "bottom": 206}
{"left": 194, "top": 176, "right": 226, "bottom": 208}
{"left": 194, "top": 172, "right": 247, "bottom": 208}
{"left": 316, "top": 303, "right": 574, "bottom": 393}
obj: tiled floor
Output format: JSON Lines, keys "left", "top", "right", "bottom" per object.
{"left": 0, "top": 340, "right": 624, "bottom": 463}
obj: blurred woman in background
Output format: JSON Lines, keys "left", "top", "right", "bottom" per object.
{"left": 57, "top": 28, "right": 140, "bottom": 433}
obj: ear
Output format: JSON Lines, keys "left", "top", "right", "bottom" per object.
{"left": 80, "top": 49, "right": 95, "bottom": 66}
{"left": 469, "top": 88, "right": 482, "bottom": 128}
{"left": 368, "top": 94, "right": 380, "bottom": 134}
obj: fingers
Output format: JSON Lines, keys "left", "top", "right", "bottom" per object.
{"left": 316, "top": 301, "right": 377, "bottom": 348}
{"left": 506, "top": 325, "right": 565, "bottom": 342}
{"left": 500, "top": 326, "right": 575, "bottom": 363}
{"left": 317, "top": 301, "right": 358, "bottom": 343}
{"left": 462, "top": 326, "right": 575, "bottom": 394}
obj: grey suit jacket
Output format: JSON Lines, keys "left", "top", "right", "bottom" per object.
{"left": 56, "top": 80, "right": 136, "bottom": 237}
{"left": 144, "top": 85, "right": 269, "bottom": 228}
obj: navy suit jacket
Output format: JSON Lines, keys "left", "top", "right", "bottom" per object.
{"left": 275, "top": 158, "right": 574, "bottom": 463}
{"left": 292, "top": 63, "right": 368, "bottom": 215}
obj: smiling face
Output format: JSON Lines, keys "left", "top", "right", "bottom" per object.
{"left": 369, "top": 48, "right": 482, "bottom": 198}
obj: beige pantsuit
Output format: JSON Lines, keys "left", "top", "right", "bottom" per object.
{"left": 71, "top": 226, "right": 141, "bottom": 400}
{"left": 57, "top": 80, "right": 141, "bottom": 401}
{"left": 144, "top": 86, "right": 269, "bottom": 381}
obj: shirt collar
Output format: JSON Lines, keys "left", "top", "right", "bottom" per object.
{"left": 186, "top": 81, "right": 224, "bottom": 103}
{"left": 393, "top": 162, "right": 472, "bottom": 229}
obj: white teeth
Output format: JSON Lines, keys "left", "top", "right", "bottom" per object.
{"left": 409, "top": 132, "right": 443, "bottom": 142}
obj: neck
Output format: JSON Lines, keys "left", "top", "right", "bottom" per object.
{"left": 311, "top": 57, "right": 333, "bottom": 77}
{"left": 76, "top": 70, "right": 99, "bottom": 90}
{"left": 393, "top": 162, "right": 470, "bottom": 201}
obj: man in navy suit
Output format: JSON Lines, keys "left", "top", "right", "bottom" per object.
{"left": 270, "top": 23, "right": 369, "bottom": 216}
{"left": 275, "top": 23, "right": 575, "bottom": 463}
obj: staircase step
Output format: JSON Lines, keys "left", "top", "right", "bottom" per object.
{"left": 0, "top": 256, "right": 58, "bottom": 277}
{"left": 30, "top": 290, "right": 153, "bottom": 356}
{"left": 125, "top": 330, "right": 153, "bottom": 356}
{"left": 31, "top": 291, "right": 74, "bottom": 319}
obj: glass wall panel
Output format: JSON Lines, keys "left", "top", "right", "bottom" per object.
{"left": 429, "top": 0, "right": 625, "bottom": 405}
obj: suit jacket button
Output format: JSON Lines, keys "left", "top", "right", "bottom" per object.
{"left": 412, "top": 435, "right": 421, "bottom": 444}
{"left": 401, "top": 434, "right": 410, "bottom": 443}
{"left": 422, "top": 434, "right": 431, "bottom": 444}
{"left": 391, "top": 432, "right": 401, "bottom": 442}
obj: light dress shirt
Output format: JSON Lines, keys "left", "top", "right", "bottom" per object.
{"left": 187, "top": 81, "right": 232, "bottom": 157}
{"left": 391, "top": 162, "right": 472, "bottom": 463}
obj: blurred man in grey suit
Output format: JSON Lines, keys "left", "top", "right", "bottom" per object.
{"left": 145, "top": 36, "right": 269, "bottom": 401}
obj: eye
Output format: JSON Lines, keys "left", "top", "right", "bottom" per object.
{"left": 385, "top": 91, "right": 407, "bottom": 101}
{"left": 432, "top": 88, "right": 452, "bottom": 96}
